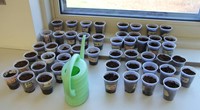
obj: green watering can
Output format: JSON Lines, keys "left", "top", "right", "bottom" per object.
{"left": 61, "top": 35, "right": 89, "bottom": 106}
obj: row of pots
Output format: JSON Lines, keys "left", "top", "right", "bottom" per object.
{"left": 51, "top": 19, "right": 173, "bottom": 39}
{"left": 51, "top": 19, "right": 106, "bottom": 34}
{"left": 110, "top": 35, "right": 177, "bottom": 56}
{"left": 40, "top": 30, "right": 105, "bottom": 50}
{"left": 117, "top": 22, "right": 173, "bottom": 37}
{"left": 103, "top": 58, "right": 196, "bottom": 101}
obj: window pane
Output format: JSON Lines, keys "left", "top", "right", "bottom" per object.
{"left": 66, "top": 0, "right": 200, "bottom": 13}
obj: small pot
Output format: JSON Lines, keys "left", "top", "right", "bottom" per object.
{"left": 51, "top": 62, "right": 64, "bottom": 83}
{"left": 31, "top": 61, "right": 46, "bottom": 76}
{"left": 33, "top": 42, "right": 45, "bottom": 59}
{"left": 149, "top": 35, "right": 162, "bottom": 42}
{"left": 160, "top": 25, "right": 173, "bottom": 38}
{"left": 77, "top": 32, "right": 90, "bottom": 49}
{"left": 125, "top": 60, "right": 141, "bottom": 72}
{"left": 105, "top": 59, "right": 121, "bottom": 72}
{"left": 80, "top": 20, "right": 92, "bottom": 33}
{"left": 128, "top": 32, "right": 141, "bottom": 38}
{"left": 2, "top": 68, "right": 20, "bottom": 90}
{"left": 130, "top": 23, "right": 142, "bottom": 32}
{"left": 57, "top": 43, "right": 71, "bottom": 54}
{"left": 109, "top": 49, "right": 123, "bottom": 61}
{"left": 164, "top": 36, "right": 177, "bottom": 43}
{"left": 45, "top": 42, "right": 58, "bottom": 53}
{"left": 180, "top": 66, "right": 196, "bottom": 88}
{"left": 86, "top": 47, "right": 101, "bottom": 65}
{"left": 156, "top": 53, "right": 172, "bottom": 66}
{"left": 115, "top": 31, "right": 128, "bottom": 39}
{"left": 123, "top": 71, "right": 140, "bottom": 93}
{"left": 163, "top": 77, "right": 181, "bottom": 101}
{"left": 103, "top": 71, "right": 120, "bottom": 93}
{"left": 40, "top": 30, "right": 52, "bottom": 43}
{"left": 13, "top": 59, "right": 30, "bottom": 73}
{"left": 51, "top": 19, "right": 63, "bottom": 31}
{"left": 124, "top": 49, "right": 139, "bottom": 61}
{"left": 65, "top": 31, "right": 77, "bottom": 46}
{"left": 159, "top": 64, "right": 176, "bottom": 85}
{"left": 137, "top": 36, "right": 149, "bottom": 53}
{"left": 17, "top": 71, "right": 36, "bottom": 93}
{"left": 117, "top": 22, "right": 129, "bottom": 31}
{"left": 171, "top": 55, "right": 186, "bottom": 75}
{"left": 141, "top": 73, "right": 159, "bottom": 96}
{"left": 162, "top": 41, "right": 176, "bottom": 56}
{"left": 65, "top": 20, "right": 78, "bottom": 31}
{"left": 94, "top": 21, "right": 106, "bottom": 34}
{"left": 147, "top": 40, "right": 161, "bottom": 55}
{"left": 36, "top": 72, "right": 55, "bottom": 95}
{"left": 23, "top": 51, "right": 38, "bottom": 66}
{"left": 146, "top": 24, "right": 159, "bottom": 36}
{"left": 41, "top": 52, "right": 56, "bottom": 72}
{"left": 56, "top": 53, "right": 71, "bottom": 63}
{"left": 53, "top": 31, "right": 65, "bottom": 45}
{"left": 124, "top": 37, "right": 136, "bottom": 50}
{"left": 142, "top": 62, "right": 158, "bottom": 74}
{"left": 71, "top": 44, "right": 81, "bottom": 55}
{"left": 110, "top": 37, "right": 123, "bottom": 50}
{"left": 141, "top": 51, "right": 156, "bottom": 63}
{"left": 92, "top": 33, "right": 105, "bottom": 50}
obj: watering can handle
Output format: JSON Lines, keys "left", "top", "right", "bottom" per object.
{"left": 62, "top": 35, "right": 86, "bottom": 97}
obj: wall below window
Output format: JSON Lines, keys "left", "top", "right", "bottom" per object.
{"left": 0, "top": 0, "right": 44, "bottom": 50}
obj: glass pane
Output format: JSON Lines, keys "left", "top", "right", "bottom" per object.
{"left": 66, "top": 0, "right": 200, "bottom": 13}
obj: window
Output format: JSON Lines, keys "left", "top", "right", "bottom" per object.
{"left": 60, "top": 0, "right": 200, "bottom": 21}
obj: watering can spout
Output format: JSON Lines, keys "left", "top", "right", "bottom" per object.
{"left": 80, "top": 35, "right": 86, "bottom": 59}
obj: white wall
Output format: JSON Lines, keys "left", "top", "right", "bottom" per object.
{"left": 0, "top": 0, "right": 42, "bottom": 50}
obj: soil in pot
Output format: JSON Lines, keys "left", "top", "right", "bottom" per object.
{"left": 148, "top": 25, "right": 157, "bottom": 28}
{"left": 95, "top": 22, "right": 104, "bottom": 25}
{"left": 173, "top": 56, "right": 186, "bottom": 62}
{"left": 62, "top": 47, "right": 69, "bottom": 50}
{"left": 33, "top": 64, "right": 45, "bottom": 70}
{"left": 145, "top": 66, "right": 155, "bottom": 71}
{"left": 3, "top": 71, "right": 17, "bottom": 77}
{"left": 165, "top": 81, "right": 179, "bottom": 88}
{"left": 162, "top": 26, "right": 172, "bottom": 30}
{"left": 183, "top": 68, "right": 195, "bottom": 75}
{"left": 125, "top": 38, "right": 134, "bottom": 42}
{"left": 143, "top": 76, "right": 156, "bottom": 83}
{"left": 47, "top": 44, "right": 57, "bottom": 48}
{"left": 106, "top": 61, "right": 119, "bottom": 68}
{"left": 54, "top": 33, "right": 63, "bottom": 36}
{"left": 126, "top": 51, "right": 137, "bottom": 56}
{"left": 15, "top": 61, "right": 28, "bottom": 68}
{"left": 67, "top": 32, "right": 75, "bottom": 36}
{"left": 110, "top": 51, "right": 121, "bottom": 56}
{"left": 164, "top": 44, "right": 173, "bottom": 48}
{"left": 83, "top": 22, "right": 90, "bottom": 25}
{"left": 138, "top": 38, "right": 148, "bottom": 42}
{"left": 143, "top": 55, "right": 153, "bottom": 59}
{"left": 104, "top": 73, "right": 118, "bottom": 81}
{"left": 68, "top": 21, "right": 76, "bottom": 24}
{"left": 59, "top": 56, "right": 70, "bottom": 61}
{"left": 19, "top": 74, "right": 33, "bottom": 81}
{"left": 25, "top": 52, "right": 37, "bottom": 57}
{"left": 127, "top": 63, "right": 139, "bottom": 69}
{"left": 89, "top": 50, "right": 98, "bottom": 54}
{"left": 34, "top": 44, "right": 44, "bottom": 48}
{"left": 165, "top": 37, "right": 175, "bottom": 42}
{"left": 44, "top": 55, "right": 54, "bottom": 59}
{"left": 38, "top": 75, "right": 52, "bottom": 82}
{"left": 151, "top": 37, "right": 160, "bottom": 41}
{"left": 94, "top": 35, "right": 104, "bottom": 39}
{"left": 125, "top": 74, "right": 138, "bottom": 80}
{"left": 73, "top": 46, "right": 81, "bottom": 51}
{"left": 158, "top": 55, "right": 171, "bottom": 61}
{"left": 161, "top": 66, "right": 174, "bottom": 73}
{"left": 52, "top": 20, "right": 62, "bottom": 24}
{"left": 53, "top": 66, "right": 63, "bottom": 71}
{"left": 150, "top": 42, "right": 159, "bottom": 47}
{"left": 113, "top": 40, "right": 122, "bottom": 43}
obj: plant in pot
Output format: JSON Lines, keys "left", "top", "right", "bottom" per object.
{"left": 65, "top": 31, "right": 77, "bottom": 46}
{"left": 92, "top": 33, "right": 105, "bottom": 50}
{"left": 56, "top": 53, "right": 71, "bottom": 63}
{"left": 57, "top": 43, "right": 71, "bottom": 54}
{"left": 77, "top": 32, "right": 90, "bottom": 49}
{"left": 117, "top": 22, "right": 129, "bottom": 31}
{"left": 51, "top": 19, "right": 63, "bottom": 31}
{"left": 40, "top": 30, "right": 52, "bottom": 43}
{"left": 53, "top": 31, "right": 65, "bottom": 45}
{"left": 146, "top": 24, "right": 159, "bottom": 36}
{"left": 137, "top": 36, "right": 149, "bottom": 53}
{"left": 124, "top": 49, "right": 139, "bottom": 61}
{"left": 108, "top": 49, "right": 123, "bottom": 61}
{"left": 159, "top": 64, "right": 176, "bottom": 85}
{"left": 141, "top": 51, "right": 156, "bottom": 63}
{"left": 124, "top": 37, "right": 136, "bottom": 50}
{"left": 110, "top": 37, "right": 123, "bottom": 50}
{"left": 171, "top": 55, "right": 186, "bottom": 75}
{"left": 147, "top": 40, "right": 161, "bottom": 55}
{"left": 125, "top": 60, "right": 141, "bottom": 72}
{"left": 130, "top": 23, "right": 142, "bottom": 32}
{"left": 94, "top": 21, "right": 106, "bottom": 34}
{"left": 65, "top": 20, "right": 78, "bottom": 31}
{"left": 86, "top": 46, "right": 101, "bottom": 65}
{"left": 180, "top": 66, "right": 196, "bottom": 88}
{"left": 105, "top": 59, "right": 121, "bottom": 72}
{"left": 33, "top": 42, "right": 45, "bottom": 59}
{"left": 80, "top": 20, "right": 92, "bottom": 33}
{"left": 160, "top": 25, "right": 173, "bottom": 39}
